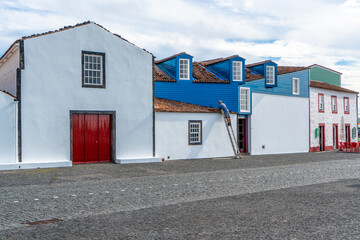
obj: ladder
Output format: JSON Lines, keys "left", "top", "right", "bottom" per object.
{"left": 221, "top": 111, "right": 241, "bottom": 158}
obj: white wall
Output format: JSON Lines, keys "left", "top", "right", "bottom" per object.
{"left": 0, "top": 93, "right": 16, "bottom": 163}
{"left": 0, "top": 46, "right": 19, "bottom": 96}
{"left": 310, "top": 87, "right": 357, "bottom": 149}
{"left": 20, "top": 23, "right": 153, "bottom": 163}
{"left": 155, "top": 112, "right": 237, "bottom": 160}
{"left": 250, "top": 93, "right": 309, "bottom": 155}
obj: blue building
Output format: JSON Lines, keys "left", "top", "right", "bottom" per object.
{"left": 154, "top": 53, "right": 310, "bottom": 154}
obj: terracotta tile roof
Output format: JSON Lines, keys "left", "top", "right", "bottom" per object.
{"left": 154, "top": 97, "right": 222, "bottom": 113}
{"left": 277, "top": 66, "right": 309, "bottom": 75}
{"left": 154, "top": 65, "right": 176, "bottom": 82}
{"left": 245, "top": 68, "right": 264, "bottom": 82}
{"left": 245, "top": 66, "right": 309, "bottom": 82}
{"left": 199, "top": 55, "right": 240, "bottom": 66}
{"left": 0, "top": 90, "right": 16, "bottom": 99}
{"left": 193, "top": 63, "right": 229, "bottom": 83}
{"left": 245, "top": 60, "right": 272, "bottom": 68}
{"left": 0, "top": 21, "right": 152, "bottom": 65}
{"left": 154, "top": 63, "right": 229, "bottom": 84}
{"left": 310, "top": 80, "right": 358, "bottom": 94}
{"left": 155, "top": 52, "right": 192, "bottom": 64}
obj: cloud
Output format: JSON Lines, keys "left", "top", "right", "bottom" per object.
{"left": 0, "top": 0, "right": 359, "bottom": 96}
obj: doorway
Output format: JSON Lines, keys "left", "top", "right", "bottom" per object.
{"left": 238, "top": 118, "right": 247, "bottom": 153}
{"left": 333, "top": 124, "right": 338, "bottom": 150}
{"left": 319, "top": 124, "right": 325, "bottom": 151}
{"left": 71, "top": 112, "right": 115, "bottom": 164}
{"left": 345, "top": 124, "right": 351, "bottom": 142}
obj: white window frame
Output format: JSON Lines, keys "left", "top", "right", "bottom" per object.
{"left": 232, "top": 61, "right": 242, "bottom": 81}
{"left": 239, "top": 87, "right": 250, "bottom": 113}
{"left": 331, "top": 96, "right": 337, "bottom": 113}
{"left": 82, "top": 51, "right": 105, "bottom": 88}
{"left": 266, "top": 65, "right": 275, "bottom": 85}
{"left": 179, "top": 58, "right": 190, "bottom": 80}
{"left": 344, "top": 97, "right": 349, "bottom": 113}
{"left": 189, "top": 121, "right": 202, "bottom": 145}
{"left": 292, "top": 78, "right": 300, "bottom": 95}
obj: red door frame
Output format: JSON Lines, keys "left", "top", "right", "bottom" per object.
{"left": 332, "top": 123, "right": 338, "bottom": 149}
{"left": 319, "top": 123, "right": 325, "bottom": 151}
{"left": 70, "top": 111, "right": 116, "bottom": 164}
{"left": 345, "top": 123, "right": 351, "bottom": 142}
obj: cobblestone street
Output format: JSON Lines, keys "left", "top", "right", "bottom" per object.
{"left": 1, "top": 152, "right": 360, "bottom": 239}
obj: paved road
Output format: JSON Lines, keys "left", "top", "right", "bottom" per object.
{"left": 0, "top": 152, "right": 360, "bottom": 239}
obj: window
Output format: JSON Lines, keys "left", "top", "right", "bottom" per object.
{"left": 331, "top": 96, "right": 337, "bottom": 113}
{"left": 318, "top": 94, "right": 324, "bottom": 112}
{"left": 266, "top": 66, "right": 275, "bottom": 84}
{"left": 240, "top": 87, "right": 250, "bottom": 112}
{"left": 344, "top": 97, "right": 350, "bottom": 114}
{"left": 82, "top": 51, "right": 105, "bottom": 88}
{"left": 188, "top": 121, "right": 202, "bottom": 145}
{"left": 292, "top": 78, "right": 300, "bottom": 95}
{"left": 179, "top": 59, "right": 190, "bottom": 80}
{"left": 232, "top": 61, "right": 242, "bottom": 81}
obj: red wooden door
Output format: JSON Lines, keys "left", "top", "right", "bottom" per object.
{"left": 73, "top": 114, "right": 111, "bottom": 164}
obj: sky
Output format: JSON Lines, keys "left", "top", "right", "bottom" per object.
{"left": 1, "top": 0, "right": 360, "bottom": 91}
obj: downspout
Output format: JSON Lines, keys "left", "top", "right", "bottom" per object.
{"left": 308, "top": 71, "right": 311, "bottom": 152}
{"left": 14, "top": 101, "right": 18, "bottom": 163}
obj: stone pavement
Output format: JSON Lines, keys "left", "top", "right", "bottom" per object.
{"left": 0, "top": 151, "right": 360, "bottom": 239}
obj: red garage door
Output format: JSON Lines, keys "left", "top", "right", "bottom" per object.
{"left": 72, "top": 114, "right": 111, "bottom": 164}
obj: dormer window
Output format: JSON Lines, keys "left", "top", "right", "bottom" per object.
{"left": 179, "top": 59, "right": 190, "bottom": 80}
{"left": 266, "top": 66, "right": 275, "bottom": 84}
{"left": 232, "top": 61, "right": 242, "bottom": 81}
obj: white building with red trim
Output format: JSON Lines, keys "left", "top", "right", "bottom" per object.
{"left": 309, "top": 80, "right": 358, "bottom": 152}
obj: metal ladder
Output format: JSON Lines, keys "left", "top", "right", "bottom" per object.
{"left": 221, "top": 111, "right": 241, "bottom": 158}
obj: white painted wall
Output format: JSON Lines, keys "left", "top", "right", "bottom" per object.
{"left": 0, "top": 46, "right": 19, "bottom": 96}
{"left": 250, "top": 93, "right": 309, "bottom": 155}
{"left": 155, "top": 112, "right": 237, "bottom": 160}
{"left": 0, "top": 93, "right": 16, "bottom": 163}
{"left": 20, "top": 23, "right": 153, "bottom": 163}
{"left": 310, "top": 87, "right": 357, "bottom": 149}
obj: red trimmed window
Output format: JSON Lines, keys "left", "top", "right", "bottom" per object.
{"left": 344, "top": 97, "right": 350, "bottom": 114}
{"left": 318, "top": 93, "right": 324, "bottom": 112}
{"left": 331, "top": 96, "right": 337, "bottom": 113}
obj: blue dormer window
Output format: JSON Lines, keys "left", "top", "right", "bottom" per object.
{"left": 266, "top": 66, "right": 275, "bottom": 84}
{"left": 179, "top": 59, "right": 190, "bottom": 80}
{"left": 232, "top": 61, "right": 242, "bottom": 81}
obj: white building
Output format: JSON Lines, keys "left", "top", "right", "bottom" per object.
{"left": 310, "top": 80, "right": 358, "bottom": 151}
{"left": 154, "top": 97, "right": 237, "bottom": 160}
{"left": 0, "top": 22, "right": 158, "bottom": 170}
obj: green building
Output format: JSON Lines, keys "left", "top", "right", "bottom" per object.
{"left": 309, "top": 64, "right": 342, "bottom": 87}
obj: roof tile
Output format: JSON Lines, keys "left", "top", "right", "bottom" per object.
{"left": 310, "top": 80, "right": 358, "bottom": 94}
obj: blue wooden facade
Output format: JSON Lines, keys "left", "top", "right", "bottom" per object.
{"left": 155, "top": 54, "right": 309, "bottom": 114}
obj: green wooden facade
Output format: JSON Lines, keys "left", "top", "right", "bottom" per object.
{"left": 310, "top": 65, "right": 341, "bottom": 87}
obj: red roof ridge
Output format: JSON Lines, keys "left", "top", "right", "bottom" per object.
{"left": 199, "top": 55, "right": 241, "bottom": 66}
{"left": 155, "top": 52, "right": 192, "bottom": 64}
{"left": 246, "top": 60, "right": 272, "bottom": 68}
{"left": 0, "top": 90, "right": 16, "bottom": 99}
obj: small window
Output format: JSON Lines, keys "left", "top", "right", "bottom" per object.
{"left": 318, "top": 94, "right": 324, "bottom": 112}
{"left": 179, "top": 59, "right": 190, "bottom": 80}
{"left": 344, "top": 97, "right": 350, "bottom": 114}
{"left": 292, "top": 78, "right": 300, "bottom": 95}
{"left": 240, "top": 87, "right": 250, "bottom": 112}
{"left": 82, "top": 51, "right": 105, "bottom": 88}
{"left": 232, "top": 61, "right": 242, "bottom": 81}
{"left": 331, "top": 96, "right": 337, "bottom": 113}
{"left": 188, "top": 121, "right": 202, "bottom": 145}
{"left": 266, "top": 66, "right": 275, "bottom": 84}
